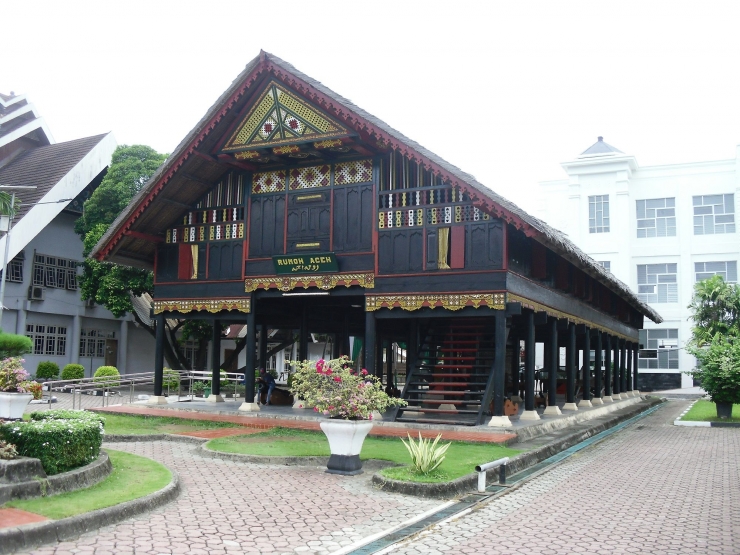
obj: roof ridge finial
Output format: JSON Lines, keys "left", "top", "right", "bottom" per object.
{"left": 259, "top": 50, "right": 266, "bottom": 63}
{"left": 598, "top": 136, "right": 603, "bottom": 141}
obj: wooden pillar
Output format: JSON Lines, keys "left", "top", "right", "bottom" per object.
{"left": 209, "top": 321, "right": 223, "bottom": 400}
{"left": 579, "top": 326, "right": 592, "bottom": 407}
{"left": 603, "top": 333, "right": 613, "bottom": 401}
{"left": 564, "top": 322, "right": 578, "bottom": 410}
{"left": 364, "top": 311, "right": 376, "bottom": 375}
{"left": 386, "top": 341, "right": 394, "bottom": 392}
{"left": 150, "top": 313, "right": 165, "bottom": 402}
{"left": 544, "top": 317, "right": 561, "bottom": 416}
{"left": 239, "top": 306, "right": 259, "bottom": 411}
{"left": 592, "top": 331, "right": 604, "bottom": 405}
{"left": 633, "top": 344, "right": 640, "bottom": 394}
{"left": 510, "top": 330, "right": 521, "bottom": 401}
{"left": 342, "top": 313, "right": 351, "bottom": 358}
{"left": 620, "top": 340, "right": 627, "bottom": 396}
{"left": 521, "top": 311, "right": 539, "bottom": 420}
{"left": 299, "top": 305, "right": 308, "bottom": 362}
{"left": 487, "top": 310, "right": 510, "bottom": 426}
{"left": 407, "top": 319, "right": 418, "bottom": 377}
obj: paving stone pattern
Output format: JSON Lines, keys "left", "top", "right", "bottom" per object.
{"left": 392, "top": 400, "right": 740, "bottom": 555}
{"left": 22, "top": 440, "right": 440, "bottom": 555}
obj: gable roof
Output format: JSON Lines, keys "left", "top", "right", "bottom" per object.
{"left": 91, "top": 51, "right": 661, "bottom": 324}
{"left": 581, "top": 136, "right": 623, "bottom": 156}
{"left": 0, "top": 92, "right": 54, "bottom": 149}
{"left": 0, "top": 133, "right": 117, "bottom": 262}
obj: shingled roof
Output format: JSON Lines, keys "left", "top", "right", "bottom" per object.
{"left": 92, "top": 51, "right": 662, "bottom": 324}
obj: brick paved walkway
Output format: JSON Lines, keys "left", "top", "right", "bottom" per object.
{"left": 22, "top": 439, "right": 443, "bottom": 555}
{"left": 93, "top": 405, "right": 516, "bottom": 444}
{"left": 390, "top": 400, "right": 740, "bottom": 555}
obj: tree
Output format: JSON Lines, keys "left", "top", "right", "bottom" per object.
{"left": 687, "top": 275, "right": 740, "bottom": 346}
{"left": 75, "top": 145, "right": 201, "bottom": 369}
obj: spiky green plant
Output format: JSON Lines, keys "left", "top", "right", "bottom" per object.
{"left": 401, "top": 432, "right": 451, "bottom": 475}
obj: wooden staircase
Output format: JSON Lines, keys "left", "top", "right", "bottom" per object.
{"left": 394, "top": 318, "right": 496, "bottom": 426}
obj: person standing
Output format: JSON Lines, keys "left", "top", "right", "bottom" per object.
{"left": 257, "top": 367, "right": 276, "bottom": 405}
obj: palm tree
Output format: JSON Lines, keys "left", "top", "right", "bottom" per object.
{"left": 0, "top": 191, "right": 14, "bottom": 216}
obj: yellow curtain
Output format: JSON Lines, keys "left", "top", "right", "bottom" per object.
{"left": 190, "top": 245, "right": 198, "bottom": 279}
{"left": 438, "top": 227, "right": 450, "bottom": 269}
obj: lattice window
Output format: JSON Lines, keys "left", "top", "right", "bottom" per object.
{"left": 637, "top": 263, "right": 678, "bottom": 303}
{"left": 79, "top": 328, "right": 115, "bottom": 358}
{"left": 638, "top": 328, "right": 679, "bottom": 369}
{"left": 589, "top": 195, "right": 610, "bottom": 233}
{"left": 636, "top": 198, "right": 676, "bottom": 238}
{"left": 0, "top": 253, "right": 24, "bottom": 283}
{"left": 335, "top": 159, "right": 373, "bottom": 185}
{"left": 26, "top": 324, "right": 67, "bottom": 356}
{"left": 32, "top": 254, "right": 79, "bottom": 290}
{"left": 693, "top": 194, "right": 735, "bottom": 234}
{"left": 289, "top": 165, "right": 331, "bottom": 190}
{"left": 695, "top": 261, "right": 737, "bottom": 283}
{"left": 252, "top": 170, "right": 286, "bottom": 194}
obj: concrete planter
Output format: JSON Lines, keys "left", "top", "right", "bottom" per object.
{"left": 0, "top": 392, "right": 33, "bottom": 420}
{"left": 716, "top": 401, "right": 733, "bottom": 419}
{"left": 320, "top": 419, "right": 373, "bottom": 475}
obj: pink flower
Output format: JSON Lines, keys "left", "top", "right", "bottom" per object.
{"left": 314, "top": 407, "right": 318, "bottom": 411}
{"left": 361, "top": 369, "right": 368, "bottom": 376}
{"left": 333, "top": 376, "right": 342, "bottom": 382}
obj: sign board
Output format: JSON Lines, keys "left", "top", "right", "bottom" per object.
{"left": 273, "top": 252, "right": 339, "bottom": 275}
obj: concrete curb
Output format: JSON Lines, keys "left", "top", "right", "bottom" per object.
{"left": 0, "top": 452, "right": 112, "bottom": 505}
{"left": 196, "top": 443, "right": 398, "bottom": 472}
{"left": 0, "top": 468, "right": 180, "bottom": 555}
{"left": 673, "top": 400, "right": 740, "bottom": 427}
{"left": 104, "top": 433, "right": 207, "bottom": 444}
{"left": 371, "top": 397, "right": 664, "bottom": 498}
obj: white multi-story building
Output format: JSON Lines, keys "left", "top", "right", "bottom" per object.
{"left": 538, "top": 137, "right": 740, "bottom": 390}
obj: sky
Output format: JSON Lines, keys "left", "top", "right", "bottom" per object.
{"left": 4, "top": 0, "right": 740, "bottom": 214}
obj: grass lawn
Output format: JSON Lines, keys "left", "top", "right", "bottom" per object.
{"left": 4, "top": 450, "right": 171, "bottom": 519}
{"left": 206, "top": 428, "right": 520, "bottom": 483}
{"left": 101, "top": 413, "right": 242, "bottom": 435}
{"left": 681, "top": 399, "right": 740, "bottom": 422}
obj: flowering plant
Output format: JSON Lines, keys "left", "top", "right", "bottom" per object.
{"left": 290, "top": 356, "right": 406, "bottom": 420}
{"left": 0, "top": 357, "right": 41, "bottom": 398}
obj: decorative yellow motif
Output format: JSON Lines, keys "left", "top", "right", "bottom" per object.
{"left": 335, "top": 159, "right": 373, "bottom": 185}
{"left": 289, "top": 165, "right": 331, "bottom": 190}
{"left": 153, "top": 298, "right": 251, "bottom": 315}
{"left": 245, "top": 273, "right": 375, "bottom": 292}
{"left": 314, "top": 139, "right": 343, "bottom": 149}
{"left": 273, "top": 145, "right": 300, "bottom": 155}
{"left": 252, "top": 170, "right": 286, "bottom": 194}
{"left": 296, "top": 242, "right": 321, "bottom": 248}
{"left": 235, "top": 151, "right": 263, "bottom": 160}
{"left": 223, "top": 82, "right": 347, "bottom": 151}
{"left": 506, "top": 293, "right": 635, "bottom": 341}
{"left": 365, "top": 293, "right": 505, "bottom": 312}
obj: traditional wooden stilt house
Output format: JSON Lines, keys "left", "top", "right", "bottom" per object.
{"left": 92, "top": 52, "right": 661, "bottom": 427}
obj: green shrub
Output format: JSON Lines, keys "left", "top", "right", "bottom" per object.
{"left": 61, "top": 364, "right": 85, "bottom": 380}
{"left": 163, "top": 368, "right": 181, "bottom": 390}
{"left": 191, "top": 381, "right": 206, "bottom": 395}
{"left": 401, "top": 432, "right": 451, "bottom": 475}
{"left": 686, "top": 336, "right": 740, "bottom": 404}
{"left": 0, "top": 331, "right": 32, "bottom": 358}
{"left": 93, "top": 366, "right": 120, "bottom": 388}
{"left": 0, "top": 414, "right": 104, "bottom": 475}
{"left": 30, "top": 409, "right": 105, "bottom": 427}
{"left": 36, "top": 361, "right": 60, "bottom": 380}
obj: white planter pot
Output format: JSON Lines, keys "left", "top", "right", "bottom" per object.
{"left": 320, "top": 419, "right": 373, "bottom": 475}
{"left": 0, "top": 392, "right": 34, "bottom": 420}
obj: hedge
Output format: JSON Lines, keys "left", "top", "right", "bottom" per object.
{"left": 30, "top": 409, "right": 105, "bottom": 426}
{"left": 94, "top": 366, "right": 120, "bottom": 387}
{"left": 0, "top": 411, "right": 104, "bottom": 475}
{"left": 61, "top": 363, "right": 85, "bottom": 380}
{"left": 36, "top": 361, "right": 60, "bottom": 380}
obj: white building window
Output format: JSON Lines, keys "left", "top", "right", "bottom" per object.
{"left": 180, "top": 340, "right": 199, "bottom": 369}
{"left": 637, "top": 264, "right": 678, "bottom": 303}
{"left": 26, "top": 324, "right": 67, "bottom": 356}
{"left": 588, "top": 195, "right": 609, "bottom": 233}
{"left": 695, "top": 261, "right": 737, "bottom": 283}
{"left": 597, "top": 261, "right": 611, "bottom": 272}
{"left": 0, "top": 253, "right": 24, "bottom": 283}
{"left": 636, "top": 198, "right": 676, "bottom": 238}
{"left": 693, "top": 194, "right": 735, "bottom": 235}
{"left": 79, "top": 329, "right": 115, "bottom": 358}
{"left": 32, "top": 254, "right": 79, "bottom": 290}
{"left": 638, "top": 328, "right": 679, "bottom": 369}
